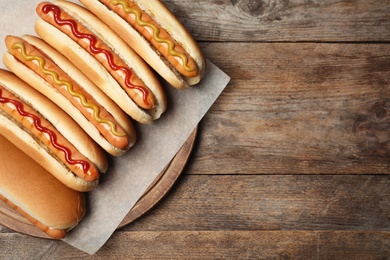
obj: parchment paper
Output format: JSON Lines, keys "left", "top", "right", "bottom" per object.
{"left": 0, "top": 0, "right": 230, "bottom": 254}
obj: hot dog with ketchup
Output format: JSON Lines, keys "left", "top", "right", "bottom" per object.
{"left": 79, "top": 0, "right": 206, "bottom": 89}
{"left": 35, "top": 1, "right": 167, "bottom": 124}
{"left": 0, "top": 133, "right": 86, "bottom": 239}
{"left": 0, "top": 69, "right": 107, "bottom": 192}
{"left": 3, "top": 35, "right": 136, "bottom": 156}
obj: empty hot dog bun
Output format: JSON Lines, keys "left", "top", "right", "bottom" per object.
{"left": 3, "top": 35, "right": 136, "bottom": 156}
{"left": 35, "top": 1, "right": 167, "bottom": 124}
{"left": 79, "top": 0, "right": 206, "bottom": 89}
{"left": 0, "top": 69, "right": 107, "bottom": 191}
{"left": 0, "top": 134, "right": 85, "bottom": 239}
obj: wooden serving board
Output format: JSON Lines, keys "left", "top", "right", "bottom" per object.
{"left": 0, "top": 127, "right": 197, "bottom": 239}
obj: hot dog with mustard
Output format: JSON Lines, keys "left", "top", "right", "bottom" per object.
{"left": 0, "top": 69, "right": 107, "bottom": 192}
{"left": 3, "top": 35, "right": 136, "bottom": 156}
{"left": 35, "top": 1, "right": 167, "bottom": 124}
{"left": 80, "top": 0, "right": 206, "bottom": 89}
{"left": 0, "top": 133, "right": 86, "bottom": 239}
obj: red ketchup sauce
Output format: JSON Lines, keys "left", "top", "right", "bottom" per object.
{"left": 42, "top": 4, "right": 151, "bottom": 107}
{"left": 0, "top": 88, "right": 90, "bottom": 173}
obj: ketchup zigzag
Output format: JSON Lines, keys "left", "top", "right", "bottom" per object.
{"left": 42, "top": 4, "right": 152, "bottom": 107}
{"left": 0, "top": 88, "right": 90, "bottom": 173}
{"left": 111, "top": 0, "right": 196, "bottom": 73}
{"left": 11, "top": 42, "right": 126, "bottom": 138}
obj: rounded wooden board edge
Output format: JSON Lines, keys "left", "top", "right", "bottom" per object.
{"left": 117, "top": 126, "right": 198, "bottom": 228}
{"left": 0, "top": 126, "right": 198, "bottom": 239}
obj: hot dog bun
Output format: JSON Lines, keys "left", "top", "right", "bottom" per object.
{"left": 0, "top": 69, "right": 107, "bottom": 191}
{"left": 35, "top": 1, "right": 167, "bottom": 124}
{"left": 79, "top": 0, "right": 206, "bottom": 89}
{"left": 3, "top": 35, "right": 136, "bottom": 156}
{"left": 0, "top": 133, "right": 85, "bottom": 239}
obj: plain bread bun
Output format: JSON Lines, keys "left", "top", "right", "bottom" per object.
{"left": 0, "top": 133, "right": 86, "bottom": 239}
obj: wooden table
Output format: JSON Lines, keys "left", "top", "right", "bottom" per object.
{"left": 2, "top": 0, "right": 390, "bottom": 258}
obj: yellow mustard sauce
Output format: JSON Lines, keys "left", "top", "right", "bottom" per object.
{"left": 12, "top": 42, "right": 127, "bottom": 137}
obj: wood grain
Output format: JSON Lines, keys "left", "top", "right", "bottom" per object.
{"left": 118, "top": 127, "right": 197, "bottom": 228}
{"left": 164, "top": 0, "right": 390, "bottom": 42}
{"left": 1, "top": 0, "right": 390, "bottom": 258}
{"left": 1, "top": 41, "right": 389, "bottom": 256}
{"left": 123, "top": 175, "right": 390, "bottom": 231}
{"left": 4, "top": 174, "right": 387, "bottom": 258}
{"left": 1, "top": 230, "right": 390, "bottom": 259}
{"left": 189, "top": 42, "right": 390, "bottom": 175}
{"left": 0, "top": 128, "right": 197, "bottom": 238}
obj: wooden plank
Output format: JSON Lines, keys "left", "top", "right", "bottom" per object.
{"left": 163, "top": 0, "right": 390, "bottom": 42}
{"left": 0, "top": 226, "right": 10, "bottom": 233}
{"left": 0, "top": 129, "right": 197, "bottom": 239}
{"left": 1, "top": 231, "right": 389, "bottom": 259}
{"left": 123, "top": 175, "right": 390, "bottom": 231}
{"left": 190, "top": 42, "right": 390, "bottom": 174}
{"left": 2, "top": 175, "right": 388, "bottom": 234}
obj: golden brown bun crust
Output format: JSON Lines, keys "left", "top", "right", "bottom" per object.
{"left": 0, "top": 69, "right": 103, "bottom": 191}
{"left": 20, "top": 34, "right": 136, "bottom": 155}
{"left": 34, "top": 18, "right": 154, "bottom": 123}
{"left": 35, "top": 1, "right": 167, "bottom": 124}
{"left": 4, "top": 35, "right": 132, "bottom": 155}
{"left": 21, "top": 35, "right": 136, "bottom": 145}
{"left": 133, "top": 0, "right": 206, "bottom": 84}
{"left": 79, "top": 0, "right": 206, "bottom": 89}
{"left": 53, "top": 0, "right": 167, "bottom": 121}
{"left": 0, "top": 134, "right": 86, "bottom": 239}
{"left": 0, "top": 67, "right": 108, "bottom": 172}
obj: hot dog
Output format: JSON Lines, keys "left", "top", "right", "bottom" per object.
{"left": 0, "top": 69, "right": 107, "bottom": 192}
{"left": 79, "top": 0, "right": 206, "bottom": 89}
{"left": 3, "top": 35, "right": 136, "bottom": 156}
{"left": 35, "top": 1, "right": 167, "bottom": 124}
{"left": 0, "top": 134, "right": 86, "bottom": 239}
